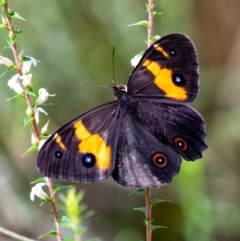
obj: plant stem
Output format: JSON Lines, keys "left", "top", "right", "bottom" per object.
{"left": 3, "top": 1, "right": 62, "bottom": 240}
{"left": 46, "top": 178, "right": 62, "bottom": 241}
{"left": 145, "top": 187, "right": 152, "bottom": 241}
{"left": 0, "top": 226, "right": 36, "bottom": 241}
{"left": 145, "top": 1, "right": 154, "bottom": 241}
{"left": 148, "top": 0, "right": 154, "bottom": 47}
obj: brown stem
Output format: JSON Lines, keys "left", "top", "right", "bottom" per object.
{"left": 148, "top": 0, "right": 154, "bottom": 47}
{"left": 145, "top": 1, "right": 154, "bottom": 241}
{"left": 145, "top": 187, "right": 152, "bottom": 241}
{"left": 46, "top": 178, "right": 62, "bottom": 241}
{"left": 3, "top": 1, "right": 62, "bottom": 240}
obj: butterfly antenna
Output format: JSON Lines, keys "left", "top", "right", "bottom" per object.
{"left": 81, "top": 81, "right": 111, "bottom": 90}
{"left": 112, "top": 46, "right": 116, "bottom": 84}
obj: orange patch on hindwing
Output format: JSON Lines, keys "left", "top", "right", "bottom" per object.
{"left": 143, "top": 60, "right": 187, "bottom": 100}
{"left": 74, "top": 120, "right": 111, "bottom": 170}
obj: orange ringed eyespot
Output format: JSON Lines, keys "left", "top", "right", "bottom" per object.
{"left": 174, "top": 137, "right": 188, "bottom": 151}
{"left": 152, "top": 153, "right": 168, "bottom": 168}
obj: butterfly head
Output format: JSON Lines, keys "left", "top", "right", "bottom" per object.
{"left": 112, "top": 83, "right": 127, "bottom": 98}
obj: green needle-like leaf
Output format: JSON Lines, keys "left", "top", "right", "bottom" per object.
{"left": 26, "top": 89, "right": 36, "bottom": 97}
{"left": 39, "top": 230, "right": 57, "bottom": 238}
{"left": 6, "top": 94, "right": 23, "bottom": 101}
{"left": 30, "top": 177, "right": 46, "bottom": 184}
{"left": 150, "top": 198, "right": 172, "bottom": 206}
{"left": 53, "top": 184, "right": 72, "bottom": 193}
{"left": 151, "top": 225, "right": 167, "bottom": 231}
{"left": 145, "top": 3, "right": 155, "bottom": 12}
{"left": 128, "top": 188, "right": 148, "bottom": 195}
{"left": 8, "top": 12, "right": 26, "bottom": 21}
{"left": 40, "top": 196, "right": 54, "bottom": 206}
{"left": 149, "top": 35, "right": 161, "bottom": 42}
{"left": 133, "top": 207, "right": 147, "bottom": 214}
{"left": 21, "top": 145, "right": 38, "bottom": 157}
{"left": 23, "top": 117, "right": 35, "bottom": 128}
{"left": 128, "top": 20, "right": 149, "bottom": 27}
{"left": 7, "top": 38, "right": 15, "bottom": 48}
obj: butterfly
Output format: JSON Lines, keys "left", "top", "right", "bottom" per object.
{"left": 37, "top": 33, "right": 207, "bottom": 188}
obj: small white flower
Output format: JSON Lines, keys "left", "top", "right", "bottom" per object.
{"left": 35, "top": 107, "right": 48, "bottom": 124}
{"left": 20, "top": 73, "right": 33, "bottom": 87}
{"left": 30, "top": 183, "right": 48, "bottom": 201}
{"left": 0, "top": 55, "right": 13, "bottom": 67}
{"left": 35, "top": 88, "right": 55, "bottom": 106}
{"left": 7, "top": 74, "right": 23, "bottom": 95}
{"left": 22, "top": 56, "right": 37, "bottom": 75}
{"left": 131, "top": 53, "right": 143, "bottom": 67}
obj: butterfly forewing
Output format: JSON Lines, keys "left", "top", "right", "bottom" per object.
{"left": 128, "top": 34, "right": 199, "bottom": 103}
{"left": 37, "top": 102, "right": 120, "bottom": 183}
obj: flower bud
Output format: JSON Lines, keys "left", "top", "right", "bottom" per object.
{"left": 26, "top": 106, "right": 33, "bottom": 117}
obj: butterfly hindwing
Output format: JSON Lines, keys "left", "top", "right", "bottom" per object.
{"left": 128, "top": 34, "right": 199, "bottom": 103}
{"left": 37, "top": 102, "right": 120, "bottom": 182}
{"left": 112, "top": 113, "right": 181, "bottom": 188}
{"left": 135, "top": 100, "right": 207, "bottom": 162}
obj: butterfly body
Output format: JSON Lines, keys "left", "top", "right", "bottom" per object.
{"left": 37, "top": 34, "right": 207, "bottom": 188}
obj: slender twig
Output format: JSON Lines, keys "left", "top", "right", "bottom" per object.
{"left": 145, "top": 188, "right": 152, "bottom": 241}
{"left": 3, "top": 1, "right": 40, "bottom": 140}
{"left": 3, "top": 1, "right": 62, "bottom": 240}
{"left": 145, "top": 1, "right": 154, "bottom": 241}
{"left": 46, "top": 178, "right": 62, "bottom": 241}
{"left": 0, "top": 226, "right": 37, "bottom": 241}
{"left": 148, "top": 0, "right": 154, "bottom": 47}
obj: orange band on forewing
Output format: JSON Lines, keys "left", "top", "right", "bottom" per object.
{"left": 153, "top": 44, "right": 169, "bottom": 58}
{"left": 143, "top": 60, "right": 187, "bottom": 100}
{"left": 54, "top": 133, "right": 67, "bottom": 150}
{"left": 74, "top": 120, "right": 111, "bottom": 170}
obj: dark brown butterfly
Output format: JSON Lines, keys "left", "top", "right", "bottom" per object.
{"left": 37, "top": 33, "right": 207, "bottom": 188}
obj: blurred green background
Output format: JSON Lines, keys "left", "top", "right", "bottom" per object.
{"left": 0, "top": 0, "right": 240, "bottom": 240}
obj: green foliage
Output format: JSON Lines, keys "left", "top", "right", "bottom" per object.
{"left": 39, "top": 230, "right": 58, "bottom": 239}
{"left": 129, "top": 188, "right": 148, "bottom": 195}
{"left": 134, "top": 207, "right": 147, "bottom": 214}
{"left": 7, "top": 11, "right": 26, "bottom": 21}
{"left": 128, "top": 20, "right": 149, "bottom": 27}
{"left": 58, "top": 187, "right": 95, "bottom": 240}
{"left": 53, "top": 184, "right": 72, "bottom": 193}
{"left": 30, "top": 177, "right": 46, "bottom": 185}
{"left": 150, "top": 198, "right": 171, "bottom": 205}
{"left": 21, "top": 144, "right": 38, "bottom": 156}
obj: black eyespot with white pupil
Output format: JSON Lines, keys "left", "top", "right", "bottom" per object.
{"left": 174, "top": 137, "right": 188, "bottom": 151}
{"left": 82, "top": 153, "right": 96, "bottom": 168}
{"left": 55, "top": 151, "right": 63, "bottom": 159}
{"left": 152, "top": 153, "right": 168, "bottom": 168}
{"left": 169, "top": 49, "right": 177, "bottom": 56}
{"left": 172, "top": 74, "right": 186, "bottom": 86}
